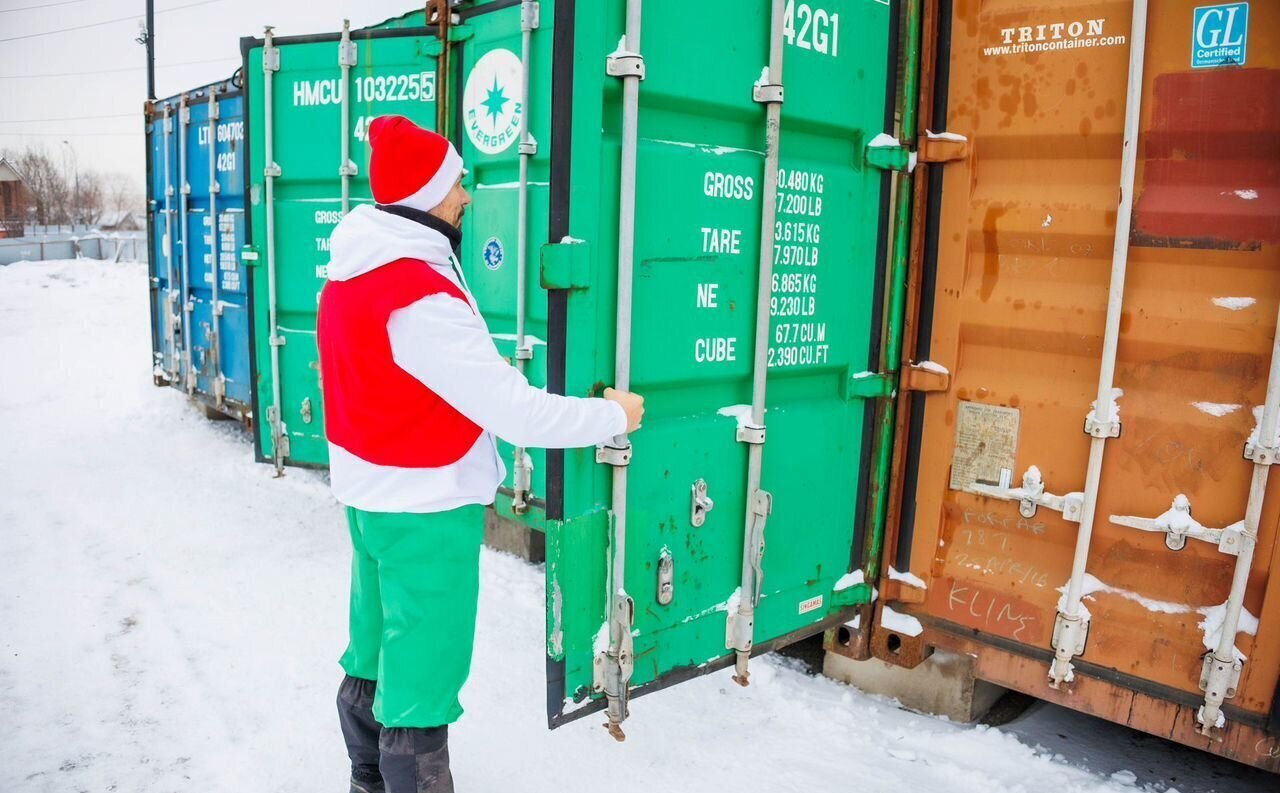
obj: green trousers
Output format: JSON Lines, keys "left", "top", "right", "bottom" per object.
{"left": 339, "top": 504, "right": 485, "bottom": 728}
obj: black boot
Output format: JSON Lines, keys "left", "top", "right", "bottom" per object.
{"left": 337, "top": 676, "right": 385, "bottom": 793}
{"left": 379, "top": 726, "right": 453, "bottom": 793}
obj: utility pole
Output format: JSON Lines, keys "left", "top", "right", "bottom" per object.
{"left": 146, "top": 0, "right": 156, "bottom": 100}
{"left": 62, "top": 141, "right": 79, "bottom": 228}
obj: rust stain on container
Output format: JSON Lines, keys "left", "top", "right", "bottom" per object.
{"left": 886, "top": 0, "right": 1280, "bottom": 772}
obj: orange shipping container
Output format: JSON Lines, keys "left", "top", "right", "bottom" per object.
{"left": 868, "top": 0, "right": 1280, "bottom": 772}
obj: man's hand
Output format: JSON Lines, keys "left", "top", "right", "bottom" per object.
{"left": 603, "top": 387, "right": 645, "bottom": 434}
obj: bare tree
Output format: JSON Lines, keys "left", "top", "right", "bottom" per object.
{"left": 77, "top": 171, "right": 105, "bottom": 224}
{"left": 12, "top": 146, "right": 70, "bottom": 226}
{"left": 102, "top": 172, "right": 143, "bottom": 214}
{"left": 1, "top": 145, "right": 139, "bottom": 228}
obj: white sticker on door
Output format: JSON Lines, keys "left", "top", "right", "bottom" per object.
{"left": 463, "top": 48, "right": 524, "bottom": 155}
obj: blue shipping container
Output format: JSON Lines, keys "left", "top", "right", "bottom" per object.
{"left": 146, "top": 76, "right": 252, "bottom": 421}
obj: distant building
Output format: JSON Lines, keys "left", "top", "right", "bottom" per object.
{"left": 94, "top": 210, "right": 144, "bottom": 232}
{"left": 0, "top": 158, "right": 29, "bottom": 239}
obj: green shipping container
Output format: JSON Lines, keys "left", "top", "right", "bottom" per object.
{"left": 243, "top": 0, "right": 902, "bottom": 732}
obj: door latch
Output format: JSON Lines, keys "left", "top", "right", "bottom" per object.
{"left": 690, "top": 478, "right": 714, "bottom": 527}
{"left": 656, "top": 548, "right": 674, "bottom": 606}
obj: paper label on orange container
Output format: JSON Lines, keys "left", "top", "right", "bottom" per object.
{"left": 949, "top": 402, "right": 1021, "bottom": 491}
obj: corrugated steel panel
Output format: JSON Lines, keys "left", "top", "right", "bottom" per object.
{"left": 881, "top": 0, "right": 1280, "bottom": 770}
{"left": 146, "top": 76, "right": 251, "bottom": 421}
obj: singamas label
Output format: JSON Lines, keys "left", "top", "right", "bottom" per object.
{"left": 983, "top": 17, "right": 1127, "bottom": 58}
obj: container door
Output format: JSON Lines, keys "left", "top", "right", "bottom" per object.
{"left": 452, "top": 0, "right": 555, "bottom": 527}
{"left": 887, "top": 0, "right": 1280, "bottom": 759}
{"left": 210, "top": 90, "right": 252, "bottom": 414}
{"left": 245, "top": 25, "right": 443, "bottom": 468}
{"left": 544, "top": 0, "right": 897, "bottom": 725}
{"left": 181, "top": 90, "right": 222, "bottom": 412}
{"left": 147, "top": 99, "right": 183, "bottom": 386}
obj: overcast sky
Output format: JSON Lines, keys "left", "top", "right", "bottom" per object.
{"left": 0, "top": 0, "right": 416, "bottom": 187}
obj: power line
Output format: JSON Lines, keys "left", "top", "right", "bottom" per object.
{"left": 0, "top": 0, "right": 220, "bottom": 43}
{"left": 0, "top": 56, "right": 236, "bottom": 79}
{"left": 0, "top": 0, "right": 88, "bottom": 13}
{"left": 0, "top": 130, "right": 139, "bottom": 137}
{"left": 0, "top": 112, "right": 136, "bottom": 124}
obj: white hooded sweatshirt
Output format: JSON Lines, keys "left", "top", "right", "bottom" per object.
{"left": 324, "top": 204, "right": 626, "bottom": 513}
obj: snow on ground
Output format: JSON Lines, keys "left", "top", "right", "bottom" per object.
{"left": 0, "top": 259, "right": 1207, "bottom": 792}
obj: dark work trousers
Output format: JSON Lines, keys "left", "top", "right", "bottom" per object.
{"left": 338, "top": 676, "right": 455, "bottom": 793}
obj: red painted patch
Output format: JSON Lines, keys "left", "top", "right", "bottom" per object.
{"left": 1134, "top": 69, "right": 1279, "bottom": 246}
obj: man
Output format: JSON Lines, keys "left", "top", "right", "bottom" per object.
{"left": 317, "top": 115, "right": 643, "bottom": 793}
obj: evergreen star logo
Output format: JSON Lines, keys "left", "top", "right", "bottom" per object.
{"left": 463, "top": 49, "right": 523, "bottom": 155}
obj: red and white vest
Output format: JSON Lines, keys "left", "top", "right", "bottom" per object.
{"left": 318, "top": 257, "right": 481, "bottom": 468}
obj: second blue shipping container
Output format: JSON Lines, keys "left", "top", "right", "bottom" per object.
{"left": 146, "top": 75, "right": 252, "bottom": 422}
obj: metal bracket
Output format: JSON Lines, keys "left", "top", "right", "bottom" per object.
{"left": 514, "top": 343, "right": 534, "bottom": 361}
{"left": 606, "top": 51, "right": 645, "bottom": 80}
{"left": 845, "top": 371, "right": 894, "bottom": 400}
{"left": 917, "top": 130, "right": 970, "bottom": 163}
{"left": 1085, "top": 413, "right": 1121, "bottom": 439}
{"left": 521, "top": 0, "right": 540, "bottom": 31}
{"left": 752, "top": 81, "right": 783, "bottom": 105}
{"left": 263, "top": 39, "right": 280, "bottom": 73}
{"left": 968, "top": 467, "right": 1084, "bottom": 522}
{"left": 736, "top": 423, "right": 766, "bottom": 445}
{"left": 210, "top": 180, "right": 221, "bottom": 195}
{"left": 750, "top": 488, "right": 773, "bottom": 519}
{"left": 865, "top": 143, "right": 913, "bottom": 172}
{"left": 1052, "top": 611, "right": 1090, "bottom": 658}
{"left": 269, "top": 334, "right": 286, "bottom": 347}
{"left": 181, "top": 182, "right": 191, "bottom": 196}
{"left": 338, "top": 160, "right": 358, "bottom": 177}
{"left": 1111, "top": 494, "right": 1246, "bottom": 554}
{"left": 1244, "top": 440, "right": 1278, "bottom": 466}
{"left": 690, "top": 478, "right": 714, "bottom": 527}
{"left": 208, "top": 95, "right": 220, "bottom": 121}
{"left": 902, "top": 361, "right": 951, "bottom": 393}
{"left": 725, "top": 605, "right": 754, "bottom": 653}
{"left": 264, "top": 163, "right": 282, "bottom": 178}
{"left": 596, "top": 442, "right": 632, "bottom": 467}
{"left": 338, "top": 39, "right": 357, "bottom": 67}
{"left": 518, "top": 134, "right": 538, "bottom": 156}
{"left": 1200, "top": 652, "right": 1243, "bottom": 700}
{"left": 179, "top": 104, "right": 190, "bottom": 125}
{"left": 593, "top": 591, "right": 635, "bottom": 740}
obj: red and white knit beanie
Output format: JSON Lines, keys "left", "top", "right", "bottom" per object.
{"left": 368, "top": 115, "right": 464, "bottom": 212}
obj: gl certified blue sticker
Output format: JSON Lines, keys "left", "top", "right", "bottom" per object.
{"left": 482, "top": 237, "right": 504, "bottom": 270}
{"left": 1192, "top": 3, "right": 1248, "bottom": 69}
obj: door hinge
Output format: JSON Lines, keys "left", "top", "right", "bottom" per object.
{"left": 423, "top": 25, "right": 473, "bottom": 55}
{"left": 866, "top": 131, "right": 970, "bottom": 172}
{"left": 902, "top": 361, "right": 951, "bottom": 393}
{"left": 845, "top": 371, "right": 895, "bottom": 400}
{"left": 917, "top": 130, "right": 970, "bottom": 163}
{"left": 832, "top": 582, "right": 874, "bottom": 608}
{"left": 865, "top": 133, "right": 914, "bottom": 172}
{"left": 540, "top": 238, "right": 591, "bottom": 290}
